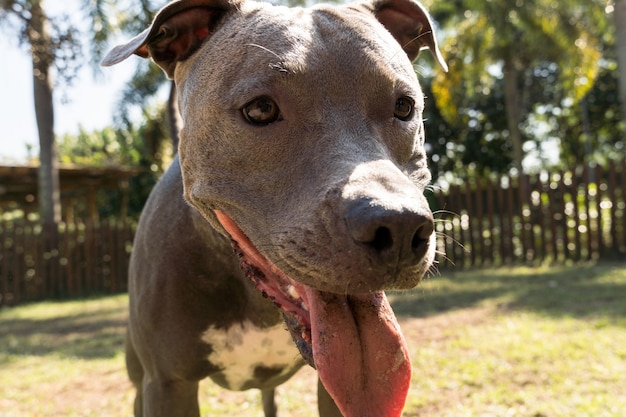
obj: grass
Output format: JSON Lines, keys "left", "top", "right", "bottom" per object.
{"left": 1, "top": 263, "right": 625, "bottom": 416}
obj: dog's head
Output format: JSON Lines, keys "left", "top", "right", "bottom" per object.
{"left": 104, "top": 1, "right": 445, "bottom": 415}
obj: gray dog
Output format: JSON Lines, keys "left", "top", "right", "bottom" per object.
{"left": 103, "top": 0, "right": 446, "bottom": 415}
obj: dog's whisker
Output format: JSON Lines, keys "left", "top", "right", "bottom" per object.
{"left": 433, "top": 209, "right": 460, "bottom": 217}
{"left": 245, "top": 43, "right": 282, "bottom": 59}
{"left": 434, "top": 249, "right": 455, "bottom": 267}
{"left": 433, "top": 219, "right": 452, "bottom": 224}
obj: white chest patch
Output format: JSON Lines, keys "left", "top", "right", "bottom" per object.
{"left": 201, "top": 320, "right": 303, "bottom": 391}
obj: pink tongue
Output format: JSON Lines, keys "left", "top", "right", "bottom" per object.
{"left": 306, "top": 288, "right": 411, "bottom": 417}
{"left": 214, "top": 210, "right": 411, "bottom": 416}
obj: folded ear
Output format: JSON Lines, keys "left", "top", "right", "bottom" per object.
{"left": 101, "top": 0, "right": 236, "bottom": 78}
{"left": 361, "top": 0, "right": 447, "bottom": 71}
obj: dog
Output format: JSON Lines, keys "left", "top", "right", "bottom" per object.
{"left": 102, "top": 0, "right": 446, "bottom": 415}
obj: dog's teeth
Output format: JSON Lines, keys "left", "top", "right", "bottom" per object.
{"left": 300, "top": 302, "right": 309, "bottom": 312}
{"left": 287, "top": 285, "right": 300, "bottom": 300}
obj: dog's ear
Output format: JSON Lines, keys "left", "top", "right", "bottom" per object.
{"left": 362, "top": 0, "right": 447, "bottom": 71}
{"left": 101, "top": 0, "right": 236, "bottom": 78}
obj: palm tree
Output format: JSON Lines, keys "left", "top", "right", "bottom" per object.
{"left": 2, "top": 0, "right": 59, "bottom": 224}
{"left": 1, "top": 0, "right": 115, "bottom": 225}
{"left": 427, "top": 0, "right": 606, "bottom": 173}
{"left": 30, "top": 1, "right": 59, "bottom": 225}
{"left": 1, "top": 0, "right": 121, "bottom": 294}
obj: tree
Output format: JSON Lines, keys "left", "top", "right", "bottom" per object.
{"left": 113, "top": 60, "right": 174, "bottom": 148}
{"left": 30, "top": 1, "right": 58, "bottom": 225}
{"left": 423, "top": 75, "right": 512, "bottom": 182}
{"left": 3, "top": 0, "right": 59, "bottom": 224}
{"left": 557, "top": 56, "right": 626, "bottom": 166}
{"left": 0, "top": 0, "right": 113, "bottom": 225}
{"left": 426, "top": 0, "right": 607, "bottom": 174}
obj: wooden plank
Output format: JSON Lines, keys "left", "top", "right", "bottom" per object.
{"left": 464, "top": 181, "right": 477, "bottom": 267}
{"left": 582, "top": 164, "right": 593, "bottom": 260}
{"left": 517, "top": 175, "right": 529, "bottom": 263}
{"left": 621, "top": 160, "right": 626, "bottom": 255}
{"left": 485, "top": 178, "right": 496, "bottom": 265}
{"left": 85, "top": 221, "right": 96, "bottom": 293}
{"left": 76, "top": 221, "right": 86, "bottom": 295}
{"left": 505, "top": 176, "right": 515, "bottom": 264}
{"left": 608, "top": 160, "right": 618, "bottom": 256}
{"left": 441, "top": 192, "right": 459, "bottom": 269}
{"left": 497, "top": 179, "right": 507, "bottom": 264}
{"left": 452, "top": 184, "right": 467, "bottom": 268}
{"left": 474, "top": 178, "right": 484, "bottom": 267}
{"left": 570, "top": 170, "right": 582, "bottom": 261}
{"left": 536, "top": 173, "right": 548, "bottom": 262}
{"left": 0, "top": 222, "right": 8, "bottom": 306}
{"left": 547, "top": 174, "right": 559, "bottom": 262}
{"left": 523, "top": 174, "right": 534, "bottom": 263}
{"left": 596, "top": 164, "right": 605, "bottom": 256}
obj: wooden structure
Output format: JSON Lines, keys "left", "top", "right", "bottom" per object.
{"left": 1, "top": 160, "right": 625, "bottom": 306}
{"left": 0, "top": 164, "right": 142, "bottom": 306}
{"left": 0, "top": 164, "right": 142, "bottom": 222}
{"left": 0, "top": 218, "right": 134, "bottom": 306}
{"left": 431, "top": 159, "right": 626, "bottom": 268}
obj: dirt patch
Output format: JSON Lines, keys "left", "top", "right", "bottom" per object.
{"left": 399, "top": 305, "right": 493, "bottom": 343}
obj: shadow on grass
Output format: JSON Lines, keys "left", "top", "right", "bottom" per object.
{"left": 391, "top": 263, "right": 626, "bottom": 321}
{"left": 2, "top": 264, "right": 625, "bottom": 363}
{"left": 0, "top": 299, "right": 127, "bottom": 360}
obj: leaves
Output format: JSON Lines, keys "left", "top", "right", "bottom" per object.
{"left": 424, "top": 0, "right": 616, "bottom": 178}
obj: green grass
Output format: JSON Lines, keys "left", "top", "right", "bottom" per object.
{"left": 1, "top": 263, "right": 625, "bottom": 416}
{"left": 0, "top": 295, "right": 133, "bottom": 417}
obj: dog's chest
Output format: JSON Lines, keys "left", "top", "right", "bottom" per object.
{"left": 202, "top": 320, "right": 303, "bottom": 390}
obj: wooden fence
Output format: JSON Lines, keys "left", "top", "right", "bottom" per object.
{"left": 430, "top": 159, "right": 626, "bottom": 269}
{"left": 1, "top": 160, "right": 624, "bottom": 306}
{"left": 0, "top": 219, "right": 134, "bottom": 306}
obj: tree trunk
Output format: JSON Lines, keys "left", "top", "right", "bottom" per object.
{"left": 28, "top": 0, "right": 62, "bottom": 295}
{"left": 29, "top": 0, "right": 61, "bottom": 225}
{"left": 615, "top": 0, "right": 626, "bottom": 126}
{"left": 503, "top": 55, "right": 524, "bottom": 174}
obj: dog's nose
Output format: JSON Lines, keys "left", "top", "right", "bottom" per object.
{"left": 345, "top": 200, "right": 434, "bottom": 268}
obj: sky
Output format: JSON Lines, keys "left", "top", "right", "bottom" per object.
{"left": 0, "top": 1, "right": 560, "bottom": 170}
{"left": 0, "top": 2, "right": 139, "bottom": 164}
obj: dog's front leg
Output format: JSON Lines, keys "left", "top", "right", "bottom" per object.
{"left": 317, "top": 378, "right": 343, "bottom": 417}
{"left": 142, "top": 378, "right": 200, "bottom": 417}
{"left": 261, "top": 389, "right": 277, "bottom": 417}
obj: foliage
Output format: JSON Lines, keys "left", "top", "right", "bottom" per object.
{"left": 114, "top": 60, "right": 168, "bottom": 127}
{"left": 56, "top": 103, "right": 173, "bottom": 219}
{"left": 557, "top": 58, "right": 626, "bottom": 167}
{"left": 423, "top": 74, "right": 512, "bottom": 181}
{"left": 58, "top": 127, "right": 136, "bottom": 167}
{"left": 0, "top": 0, "right": 82, "bottom": 88}
{"left": 0, "top": 0, "right": 146, "bottom": 225}
{"left": 421, "top": 0, "right": 616, "bottom": 179}
{"left": 430, "top": 0, "right": 605, "bottom": 118}
{"left": 103, "top": 0, "right": 169, "bottom": 127}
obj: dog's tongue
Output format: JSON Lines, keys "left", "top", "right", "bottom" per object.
{"left": 306, "top": 287, "right": 411, "bottom": 417}
{"left": 213, "top": 210, "right": 411, "bottom": 416}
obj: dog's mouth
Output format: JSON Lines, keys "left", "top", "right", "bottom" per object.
{"left": 215, "top": 210, "right": 411, "bottom": 417}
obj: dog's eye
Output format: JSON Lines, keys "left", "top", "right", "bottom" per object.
{"left": 394, "top": 96, "right": 415, "bottom": 121}
{"left": 242, "top": 96, "right": 280, "bottom": 125}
